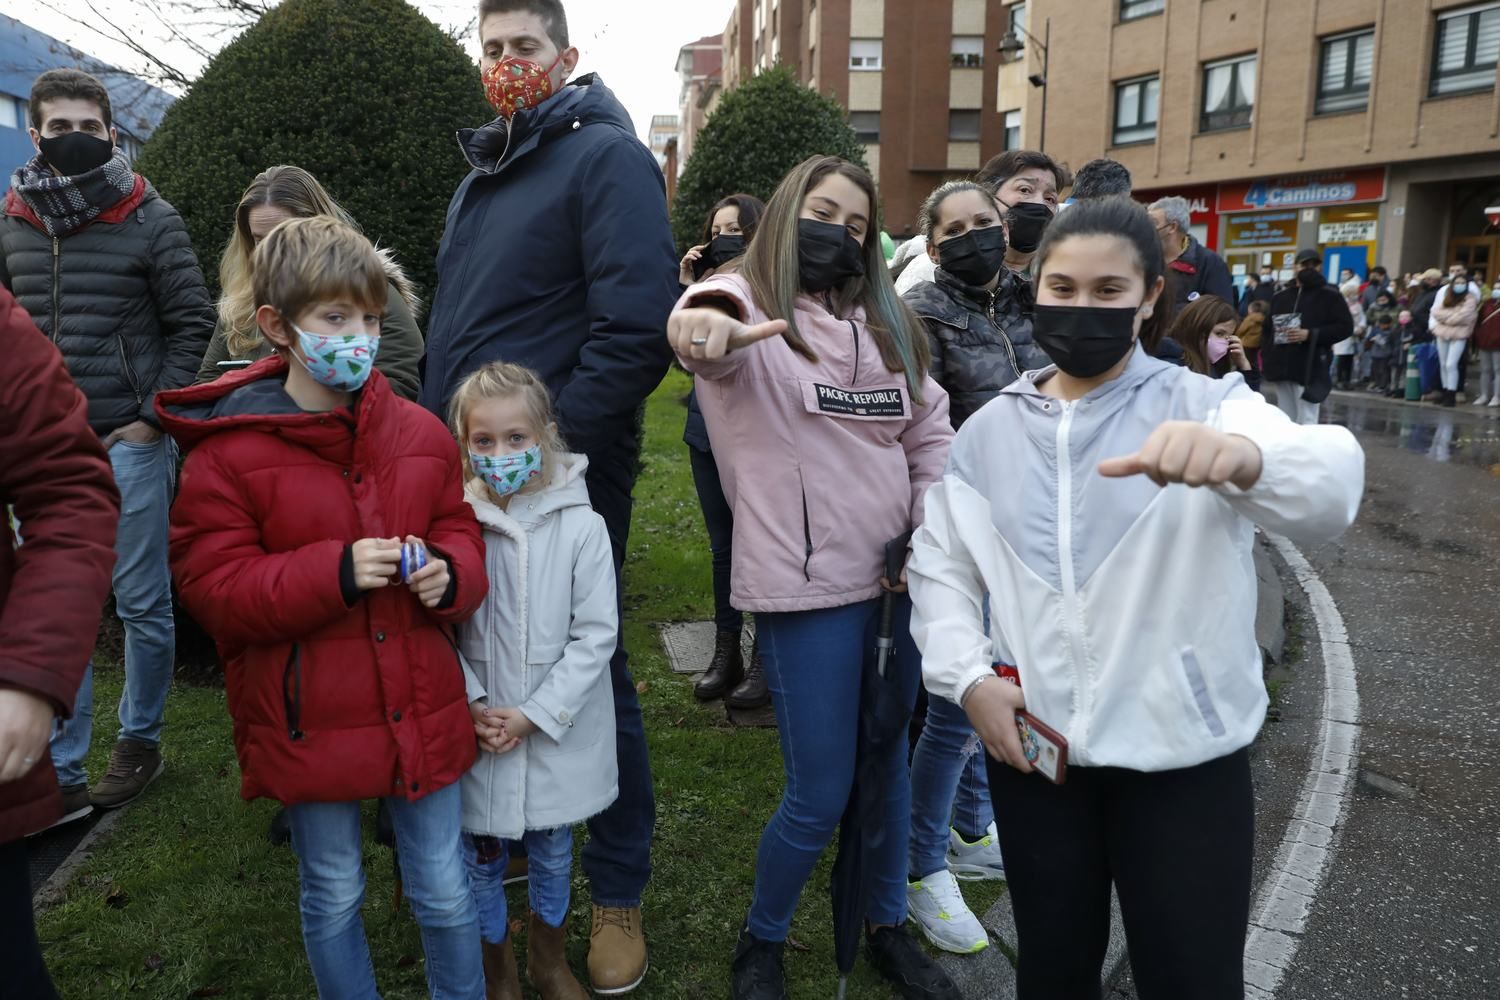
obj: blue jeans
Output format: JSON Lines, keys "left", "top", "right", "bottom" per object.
{"left": 286, "top": 782, "right": 482, "bottom": 1000}
{"left": 908, "top": 694, "right": 995, "bottom": 878}
{"left": 748, "top": 597, "right": 921, "bottom": 941}
{"left": 464, "top": 828, "right": 573, "bottom": 943}
{"left": 51, "top": 437, "right": 177, "bottom": 786}
{"left": 582, "top": 456, "right": 655, "bottom": 908}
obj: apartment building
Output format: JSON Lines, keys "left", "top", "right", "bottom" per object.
{"left": 676, "top": 33, "right": 724, "bottom": 169}
{"left": 1006, "top": 0, "right": 1500, "bottom": 284}
{"left": 723, "top": 0, "right": 1014, "bottom": 236}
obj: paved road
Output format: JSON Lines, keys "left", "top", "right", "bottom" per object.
{"left": 1113, "top": 393, "right": 1500, "bottom": 1000}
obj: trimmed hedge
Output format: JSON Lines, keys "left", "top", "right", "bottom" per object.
{"left": 136, "top": 0, "right": 492, "bottom": 306}
{"left": 671, "top": 64, "right": 868, "bottom": 253}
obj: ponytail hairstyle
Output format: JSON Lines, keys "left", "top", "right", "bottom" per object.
{"left": 738, "top": 155, "right": 931, "bottom": 402}
{"left": 447, "top": 362, "right": 568, "bottom": 500}
{"left": 917, "top": 180, "right": 1002, "bottom": 239}
{"left": 1168, "top": 294, "right": 1237, "bottom": 377}
{"left": 1032, "top": 195, "right": 1172, "bottom": 352}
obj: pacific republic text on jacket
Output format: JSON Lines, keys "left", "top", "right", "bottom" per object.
{"left": 458, "top": 454, "right": 619, "bottom": 840}
{"left": 156, "top": 360, "right": 488, "bottom": 805}
{"left": 674, "top": 273, "right": 955, "bottom": 613}
{"left": 909, "top": 346, "right": 1364, "bottom": 772}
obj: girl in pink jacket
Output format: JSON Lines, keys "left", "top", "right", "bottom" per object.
{"left": 668, "top": 156, "right": 956, "bottom": 1000}
{"left": 1431, "top": 281, "right": 1479, "bottom": 407}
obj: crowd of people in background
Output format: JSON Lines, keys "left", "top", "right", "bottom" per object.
{"left": 0, "top": 1, "right": 1427, "bottom": 999}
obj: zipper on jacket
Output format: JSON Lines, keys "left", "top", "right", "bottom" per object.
{"left": 799, "top": 479, "right": 813, "bottom": 582}
{"left": 848, "top": 321, "right": 861, "bottom": 386}
{"left": 282, "top": 644, "right": 305, "bottom": 741}
{"left": 987, "top": 293, "right": 1021, "bottom": 378}
{"left": 1054, "top": 401, "right": 1090, "bottom": 755}
{"left": 50, "top": 238, "right": 61, "bottom": 342}
{"left": 116, "top": 335, "right": 144, "bottom": 405}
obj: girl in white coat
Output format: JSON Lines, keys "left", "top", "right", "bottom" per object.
{"left": 907, "top": 197, "right": 1364, "bottom": 1000}
{"left": 448, "top": 362, "right": 619, "bottom": 1000}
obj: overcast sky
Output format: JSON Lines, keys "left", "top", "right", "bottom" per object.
{"left": 0, "top": 0, "right": 735, "bottom": 142}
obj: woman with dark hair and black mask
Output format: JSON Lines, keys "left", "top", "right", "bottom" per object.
{"left": 678, "top": 194, "right": 770, "bottom": 708}
{"left": 907, "top": 196, "right": 1364, "bottom": 1000}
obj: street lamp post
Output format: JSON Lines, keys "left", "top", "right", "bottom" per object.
{"left": 998, "top": 16, "right": 1050, "bottom": 150}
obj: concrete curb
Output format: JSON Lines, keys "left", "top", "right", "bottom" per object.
{"left": 31, "top": 806, "right": 127, "bottom": 912}
{"left": 1255, "top": 534, "right": 1288, "bottom": 665}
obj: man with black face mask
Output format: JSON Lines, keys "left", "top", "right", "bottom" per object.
{"left": 1260, "top": 248, "right": 1352, "bottom": 425}
{"left": 0, "top": 69, "right": 213, "bottom": 824}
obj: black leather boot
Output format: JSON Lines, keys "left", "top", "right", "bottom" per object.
{"left": 730, "top": 926, "right": 788, "bottom": 1000}
{"left": 695, "top": 630, "right": 744, "bottom": 701}
{"left": 726, "top": 644, "right": 770, "bottom": 710}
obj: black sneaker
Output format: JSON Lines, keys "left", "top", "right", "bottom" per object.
{"left": 866, "top": 925, "right": 961, "bottom": 1000}
{"left": 731, "top": 926, "right": 788, "bottom": 1000}
{"left": 268, "top": 807, "right": 292, "bottom": 848}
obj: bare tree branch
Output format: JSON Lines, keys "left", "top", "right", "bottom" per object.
{"left": 37, "top": 0, "right": 193, "bottom": 88}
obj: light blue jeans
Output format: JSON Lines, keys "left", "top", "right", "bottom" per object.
{"left": 50, "top": 437, "right": 177, "bottom": 786}
{"left": 463, "top": 827, "right": 573, "bottom": 943}
{"left": 908, "top": 693, "right": 995, "bottom": 879}
{"left": 285, "top": 782, "right": 482, "bottom": 1000}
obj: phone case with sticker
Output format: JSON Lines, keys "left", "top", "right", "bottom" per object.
{"left": 1016, "top": 711, "right": 1068, "bottom": 785}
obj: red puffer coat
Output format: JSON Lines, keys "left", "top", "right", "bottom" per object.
{"left": 156, "top": 358, "right": 486, "bottom": 805}
{"left": 0, "top": 288, "right": 118, "bottom": 843}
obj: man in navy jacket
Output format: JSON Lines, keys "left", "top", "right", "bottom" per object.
{"left": 420, "top": 2, "right": 675, "bottom": 993}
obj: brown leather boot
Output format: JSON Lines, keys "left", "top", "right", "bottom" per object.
{"left": 526, "top": 910, "right": 589, "bottom": 1000}
{"left": 725, "top": 644, "right": 770, "bottom": 710}
{"left": 482, "top": 936, "right": 522, "bottom": 1000}
{"left": 588, "top": 904, "right": 647, "bottom": 994}
{"left": 694, "top": 629, "right": 744, "bottom": 701}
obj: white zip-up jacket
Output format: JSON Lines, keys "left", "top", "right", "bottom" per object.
{"left": 909, "top": 346, "right": 1364, "bottom": 771}
{"left": 458, "top": 453, "right": 619, "bottom": 838}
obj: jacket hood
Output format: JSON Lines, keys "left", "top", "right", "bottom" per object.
{"left": 154, "top": 354, "right": 393, "bottom": 453}
{"left": 464, "top": 450, "right": 592, "bottom": 528}
{"left": 375, "top": 249, "right": 421, "bottom": 316}
{"left": 1004, "top": 341, "right": 1174, "bottom": 402}
{"left": 457, "top": 73, "right": 635, "bottom": 174}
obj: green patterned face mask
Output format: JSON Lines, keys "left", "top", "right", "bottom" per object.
{"left": 472, "top": 445, "right": 542, "bottom": 497}
{"left": 291, "top": 325, "right": 379, "bottom": 391}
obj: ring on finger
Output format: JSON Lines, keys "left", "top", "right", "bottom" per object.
{"left": 690, "top": 337, "right": 708, "bottom": 346}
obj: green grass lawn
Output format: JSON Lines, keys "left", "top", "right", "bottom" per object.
{"left": 40, "top": 369, "right": 1002, "bottom": 998}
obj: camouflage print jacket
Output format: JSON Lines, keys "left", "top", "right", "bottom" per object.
{"left": 903, "top": 267, "right": 1052, "bottom": 429}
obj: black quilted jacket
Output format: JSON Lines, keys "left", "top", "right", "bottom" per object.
{"left": 0, "top": 182, "right": 214, "bottom": 436}
{"left": 902, "top": 267, "right": 1052, "bottom": 428}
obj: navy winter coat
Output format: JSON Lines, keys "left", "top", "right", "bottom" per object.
{"left": 421, "top": 75, "right": 677, "bottom": 464}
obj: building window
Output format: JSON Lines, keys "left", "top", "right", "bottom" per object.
{"left": 1009, "top": 3, "right": 1026, "bottom": 35}
{"left": 1002, "top": 109, "right": 1021, "bottom": 149}
{"left": 1317, "top": 29, "right": 1374, "bottom": 113}
{"left": 947, "top": 110, "right": 981, "bottom": 142}
{"left": 1430, "top": 2, "right": 1500, "bottom": 96}
{"left": 1113, "top": 75, "right": 1159, "bottom": 144}
{"left": 850, "top": 38, "right": 883, "bottom": 70}
{"left": 1200, "top": 54, "right": 1256, "bottom": 132}
{"left": 0, "top": 95, "right": 24, "bottom": 129}
{"left": 951, "top": 36, "right": 984, "bottom": 68}
{"left": 849, "top": 111, "right": 881, "bottom": 143}
{"left": 1121, "top": 0, "right": 1165, "bottom": 21}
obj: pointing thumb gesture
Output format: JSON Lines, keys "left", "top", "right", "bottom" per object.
{"left": 729, "top": 319, "right": 788, "bottom": 351}
{"left": 669, "top": 308, "right": 788, "bottom": 361}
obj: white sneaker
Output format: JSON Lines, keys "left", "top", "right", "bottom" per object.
{"left": 1473, "top": 396, "right": 1490, "bottom": 406}
{"left": 906, "top": 868, "right": 989, "bottom": 954}
{"left": 1489, "top": 397, "right": 1500, "bottom": 408}
{"left": 947, "top": 823, "right": 1006, "bottom": 881}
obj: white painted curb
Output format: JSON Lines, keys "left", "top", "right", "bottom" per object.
{"left": 1244, "top": 536, "right": 1360, "bottom": 999}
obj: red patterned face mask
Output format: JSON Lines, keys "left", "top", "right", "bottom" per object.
{"left": 483, "top": 52, "right": 563, "bottom": 119}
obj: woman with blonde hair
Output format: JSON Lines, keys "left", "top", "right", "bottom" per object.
{"left": 196, "top": 165, "right": 424, "bottom": 400}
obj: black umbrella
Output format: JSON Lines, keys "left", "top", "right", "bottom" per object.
{"left": 831, "top": 532, "right": 915, "bottom": 999}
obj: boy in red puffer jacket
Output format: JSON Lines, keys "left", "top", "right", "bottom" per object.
{"left": 156, "top": 216, "right": 488, "bottom": 999}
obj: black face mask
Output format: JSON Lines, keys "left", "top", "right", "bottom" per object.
{"left": 693, "top": 233, "right": 747, "bottom": 281}
{"left": 1002, "top": 201, "right": 1054, "bottom": 254}
{"left": 1296, "top": 268, "right": 1326, "bottom": 289}
{"left": 937, "top": 226, "right": 1008, "bottom": 288}
{"left": 797, "top": 218, "right": 865, "bottom": 293}
{"left": 37, "top": 132, "right": 113, "bottom": 177}
{"left": 1032, "top": 304, "right": 1140, "bottom": 378}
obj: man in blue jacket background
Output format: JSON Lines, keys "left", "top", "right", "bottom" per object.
{"left": 420, "top": 1, "right": 676, "bottom": 992}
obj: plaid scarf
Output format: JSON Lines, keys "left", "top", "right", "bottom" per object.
{"left": 11, "top": 150, "right": 139, "bottom": 238}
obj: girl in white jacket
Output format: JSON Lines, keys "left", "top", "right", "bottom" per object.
{"left": 448, "top": 362, "right": 619, "bottom": 1000}
{"left": 907, "top": 197, "right": 1364, "bottom": 1000}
